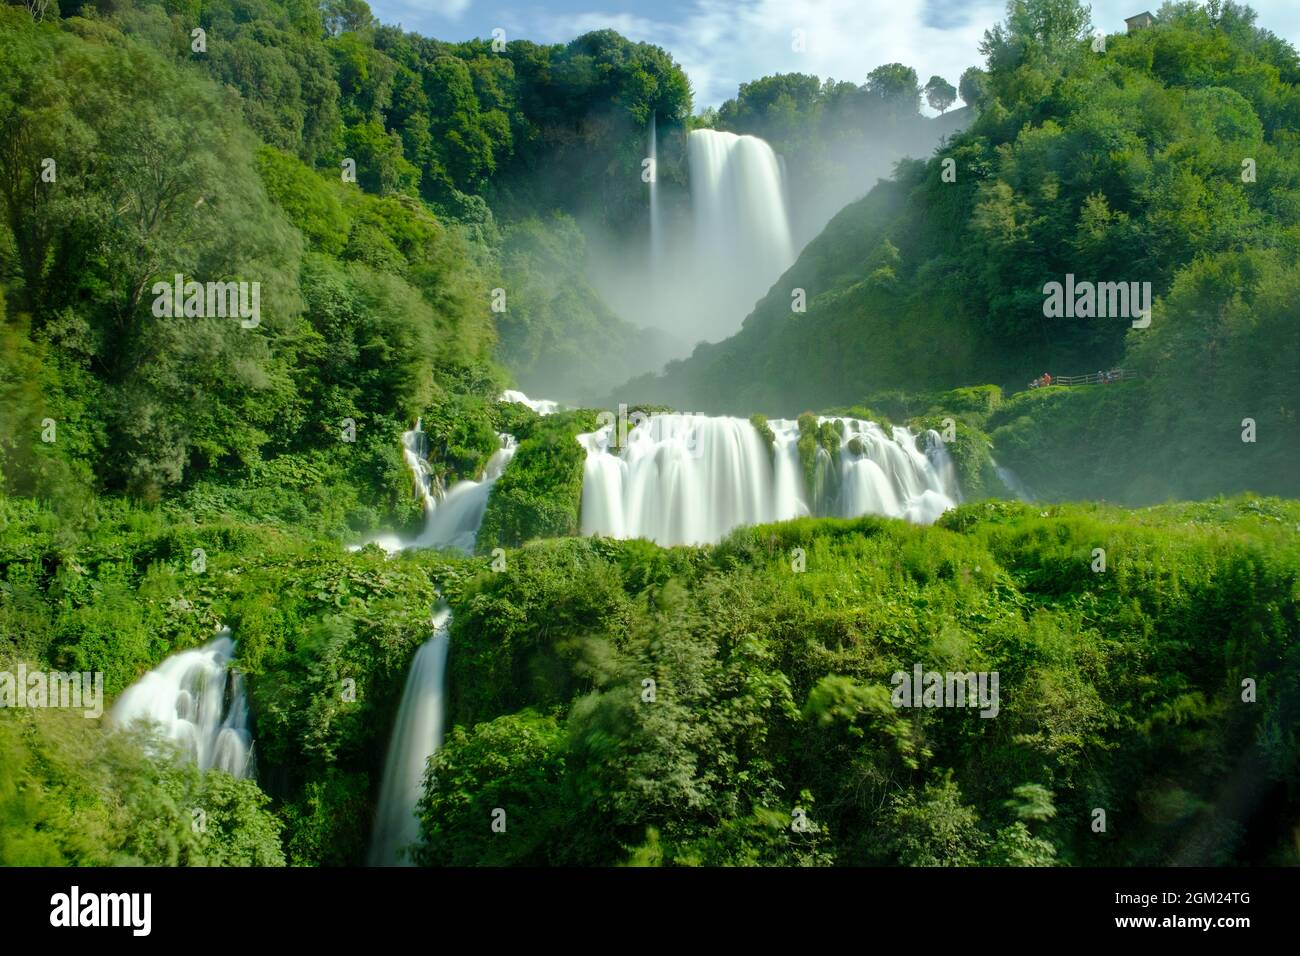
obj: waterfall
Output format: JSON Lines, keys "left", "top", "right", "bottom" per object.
{"left": 994, "top": 460, "right": 1035, "bottom": 502}
{"left": 687, "top": 129, "right": 795, "bottom": 332}
{"left": 366, "top": 428, "right": 517, "bottom": 555}
{"left": 501, "top": 389, "right": 560, "bottom": 417}
{"left": 578, "top": 414, "right": 960, "bottom": 547}
{"left": 365, "top": 390, "right": 563, "bottom": 554}
{"left": 110, "top": 630, "right": 253, "bottom": 778}
{"left": 368, "top": 605, "right": 452, "bottom": 866}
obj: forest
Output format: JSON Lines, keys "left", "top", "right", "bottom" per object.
{"left": 0, "top": 0, "right": 1297, "bottom": 869}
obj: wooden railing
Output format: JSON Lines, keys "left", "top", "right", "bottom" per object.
{"left": 1030, "top": 369, "right": 1139, "bottom": 388}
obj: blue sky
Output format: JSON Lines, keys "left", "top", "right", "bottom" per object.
{"left": 368, "top": 1, "right": 1300, "bottom": 109}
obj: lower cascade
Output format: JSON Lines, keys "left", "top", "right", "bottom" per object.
{"left": 578, "top": 414, "right": 960, "bottom": 547}
{"left": 369, "top": 605, "right": 452, "bottom": 866}
{"left": 110, "top": 630, "right": 253, "bottom": 778}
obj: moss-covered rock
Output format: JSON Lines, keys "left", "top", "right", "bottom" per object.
{"left": 750, "top": 413, "right": 776, "bottom": 455}
{"left": 475, "top": 409, "right": 601, "bottom": 553}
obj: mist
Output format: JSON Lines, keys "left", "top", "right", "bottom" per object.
{"left": 578, "top": 104, "right": 970, "bottom": 357}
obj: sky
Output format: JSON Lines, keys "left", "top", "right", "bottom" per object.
{"left": 367, "top": 0, "right": 1300, "bottom": 109}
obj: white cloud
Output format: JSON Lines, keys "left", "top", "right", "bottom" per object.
{"left": 534, "top": 0, "right": 1006, "bottom": 108}
{"left": 371, "top": 0, "right": 1300, "bottom": 111}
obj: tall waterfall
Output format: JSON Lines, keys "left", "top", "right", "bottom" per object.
{"left": 110, "top": 630, "right": 253, "bottom": 778}
{"left": 578, "top": 414, "right": 959, "bottom": 547}
{"left": 687, "top": 129, "right": 795, "bottom": 332}
{"left": 369, "top": 605, "right": 452, "bottom": 866}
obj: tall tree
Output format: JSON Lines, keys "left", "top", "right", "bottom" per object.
{"left": 925, "top": 75, "right": 958, "bottom": 113}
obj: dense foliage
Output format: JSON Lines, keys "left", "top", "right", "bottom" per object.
{"left": 421, "top": 496, "right": 1300, "bottom": 865}
{"left": 0, "top": 1, "right": 697, "bottom": 511}
{"left": 0, "top": 491, "right": 472, "bottom": 865}
{"left": 476, "top": 409, "right": 600, "bottom": 554}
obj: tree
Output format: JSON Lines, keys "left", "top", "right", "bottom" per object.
{"left": 959, "top": 66, "right": 988, "bottom": 109}
{"left": 866, "top": 63, "right": 922, "bottom": 114}
{"left": 980, "top": 0, "right": 1094, "bottom": 74}
{"left": 21, "top": 0, "right": 56, "bottom": 23}
{"left": 322, "top": 0, "right": 375, "bottom": 37}
{"left": 925, "top": 75, "right": 958, "bottom": 113}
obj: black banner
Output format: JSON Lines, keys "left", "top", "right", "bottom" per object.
{"left": 0, "top": 866, "right": 1288, "bottom": 942}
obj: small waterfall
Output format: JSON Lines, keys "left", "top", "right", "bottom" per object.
{"left": 501, "top": 389, "right": 560, "bottom": 417}
{"left": 367, "top": 430, "right": 518, "bottom": 555}
{"left": 994, "top": 460, "right": 1035, "bottom": 502}
{"left": 110, "top": 630, "right": 253, "bottom": 778}
{"left": 578, "top": 414, "right": 959, "bottom": 547}
{"left": 368, "top": 605, "right": 452, "bottom": 866}
{"left": 412, "top": 434, "right": 516, "bottom": 553}
{"left": 402, "top": 420, "right": 438, "bottom": 517}
{"left": 687, "top": 129, "right": 795, "bottom": 330}
{"left": 365, "top": 391, "right": 562, "bottom": 554}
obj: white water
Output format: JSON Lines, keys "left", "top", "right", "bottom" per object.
{"left": 110, "top": 630, "right": 253, "bottom": 778}
{"left": 366, "top": 425, "right": 517, "bottom": 555}
{"left": 578, "top": 414, "right": 960, "bottom": 546}
{"left": 687, "top": 129, "right": 795, "bottom": 335}
{"left": 368, "top": 605, "right": 452, "bottom": 866}
{"left": 364, "top": 389, "right": 562, "bottom": 554}
{"left": 501, "top": 389, "right": 559, "bottom": 416}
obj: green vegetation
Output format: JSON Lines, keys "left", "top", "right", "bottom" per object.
{"left": 476, "top": 409, "right": 601, "bottom": 553}
{"left": 0, "top": 491, "right": 476, "bottom": 865}
{"left": 796, "top": 413, "right": 843, "bottom": 511}
{"left": 749, "top": 414, "right": 776, "bottom": 454}
{"left": 1, "top": 713, "right": 283, "bottom": 866}
{"left": 418, "top": 496, "right": 1300, "bottom": 866}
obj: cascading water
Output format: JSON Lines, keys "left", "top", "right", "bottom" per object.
{"left": 367, "top": 427, "right": 517, "bottom": 555}
{"left": 501, "top": 389, "right": 560, "bottom": 417}
{"left": 365, "top": 389, "right": 553, "bottom": 863}
{"left": 110, "top": 629, "right": 253, "bottom": 778}
{"left": 368, "top": 605, "right": 452, "bottom": 866}
{"left": 687, "top": 129, "right": 796, "bottom": 333}
{"left": 578, "top": 413, "right": 960, "bottom": 547}
{"left": 363, "top": 390, "right": 577, "bottom": 554}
